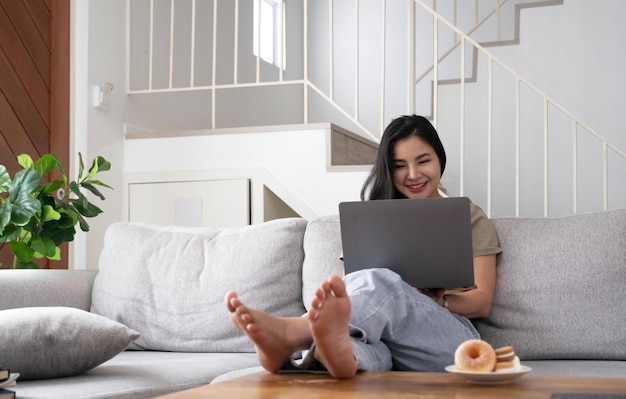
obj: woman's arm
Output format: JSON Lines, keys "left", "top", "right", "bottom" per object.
{"left": 442, "top": 254, "right": 497, "bottom": 318}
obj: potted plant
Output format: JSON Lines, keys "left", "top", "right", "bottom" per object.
{"left": 0, "top": 153, "right": 111, "bottom": 269}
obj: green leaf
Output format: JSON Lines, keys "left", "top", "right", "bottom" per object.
{"left": 0, "top": 203, "right": 12, "bottom": 233}
{"left": 15, "top": 260, "right": 39, "bottom": 269}
{"left": 81, "top": 182, "right": 105, "bottom": 200}
{"left": 95, "top": 156, "right": 111, "bottom": 172}
{"left": 0, "top": 165, "right": 11, "bottom": 193}
{"left": 84, "top": 179, "right": 113, "bottom": 190}
{"left": 50, "top": 153, "right": 66, "bottom": 177}
{"left": 48, "top": 246, "right": 61, "bottom": 261}
{"left": 57, "top": 207, "right": 78, "bottom": 227}
{"left": 87, "top": 156, "right": 111, "bottom": 179}
{"left": 71, "top": 198, "right": 102, "bottom": 217}
{"left": 17, "top": 154, "right": 34, "bottom": 170}
{"left": 86, "top": 157, "right": 99, "bottom": 179}
{"left": 36, "top": 154, "right": 59, "bottom": 177}
{"left": 0, "top": 224, "right": 20, "bottom": 242}
{"left": 9, "top": 169, "right": 42, "bottom": 226}
{"left": 41, "top": 180, "right": 64, "bottom": 195}
{"left": 70, "top": 181, "right": 89, "bottom": 209}
{"left": 30, "top": 235, "right": 57, "bottom": 257}
{"left": 10, "top": 240, "right": 34, "bottom": 262}
{"left": 11, "top": 200, "right": 41, "bottom": 226}
{"left": 68, "top": 203, "right": 90, "bottom": 231}
{"left": 78, "top": 152, "right": 84, "bottom": 180}
{"left": 9, "top": 169, "right": 40, "bottom": 202}
{"left": 42, "top": 205, "right": 61, "bottom": 222}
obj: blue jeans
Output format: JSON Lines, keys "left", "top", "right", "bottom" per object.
{"left": 346, "top": 268, "right": 480, "bottom": 371}
{"left": 288, "top": 268, "right": 480, "bottom": 372}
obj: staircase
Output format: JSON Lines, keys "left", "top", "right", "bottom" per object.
{"left": 407, "top": 0, "right": 626, "bottom": 217}
{"left": 415, "top": 0, "right": 565, "bottom": 117}
{"left": 123, "top": 0, "right": 626, "bottom": 219}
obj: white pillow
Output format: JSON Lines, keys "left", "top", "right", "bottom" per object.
{"left": 91, "top": 219, "right": 308, "bottom": 352}
{"left": 0, "top": 307, "right": 139, "bottom": 380}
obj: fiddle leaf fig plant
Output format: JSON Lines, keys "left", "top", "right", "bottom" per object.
{"left": 0, "top": 153, "right": 112, "bottom": 269}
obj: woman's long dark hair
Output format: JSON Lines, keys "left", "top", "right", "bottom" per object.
{"left": 360, "top": 115, "right": 446, "bottom": 200}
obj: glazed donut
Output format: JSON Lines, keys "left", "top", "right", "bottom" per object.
{"left": 454, "top": 339, "right": 497, "bottom": 372}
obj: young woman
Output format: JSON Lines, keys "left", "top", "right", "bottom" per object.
{"left": 225, "top": 115, "right": 501, "bottom": 378}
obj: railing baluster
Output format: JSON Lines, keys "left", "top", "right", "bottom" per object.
{"left": 234, "top": 0, "right": 239, "bottom": 84}
{"left": 355, "top": 0, "right": 359, "bottom": 119}
{"left": 380, "top": 0, "right": 386, "bottom": 133}
{"left": 190, "top": 0, "right": 196, "bottom": 87}
{"left": 149, "top": 0, "right": 154, "bottom": 90}
{"left": 169, "top": 0, "right": 175, "bottom": 89}
{"left": 211, "top": 0, "right": 217, "bottom": 129}
{"left": 303, "top": 0, "right": 309, "bottom": 123}
{"left": 329, "top": 0, "right": 334, "bottom": 99}
{"left": 459, "top": 37, "right": 465, "bottom": 197}
{"left": 487, "top": 56, "right": 493, "bottom": 216}
{"left": 603, "top": 142, "right": 608, "bottom": 210}
{"left": 572, "top": 120, "right": 578, "bottom": 214}
{"left": 543, "top": 97, "right": 549, "bottom": 217}
{"left": 515, "top": 79, "right": 520, "bottom": 217}
{"left": 432, "top": 15, "right": 438, "bottom": 126}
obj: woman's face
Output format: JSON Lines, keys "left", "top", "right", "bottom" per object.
{"left": 392, "top": 135, "right": 442, "bottom": 199}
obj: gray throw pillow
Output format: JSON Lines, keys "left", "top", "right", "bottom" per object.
{"left": 91, "top": 219, "right": 308, "bottom": 352}
{"left": 0, "top": 307, "right": 139, "bottom": 380}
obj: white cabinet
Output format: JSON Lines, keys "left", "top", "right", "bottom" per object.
{"left": 128, "top": 179, "right": 250, "bottom": 228}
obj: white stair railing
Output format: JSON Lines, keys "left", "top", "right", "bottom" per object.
{"left": 125, "top": 0, "right": 625, "bottom": 217}
{"left": 414, "top": 0, "right": 626, "bottom": 217}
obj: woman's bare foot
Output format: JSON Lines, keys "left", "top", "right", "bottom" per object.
{"left": 225, "top": 291, "right": 312, "bottom": 373}
{"left": 308, "top": 275, "right": 357, "bottom": 379}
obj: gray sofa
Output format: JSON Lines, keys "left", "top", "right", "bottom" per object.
{"left": 1, "top": 209, "right": 625, "bottom": 398}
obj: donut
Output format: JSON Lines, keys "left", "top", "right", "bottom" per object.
{"left": 454, "top": 339, "right": 497, "bottom": 372}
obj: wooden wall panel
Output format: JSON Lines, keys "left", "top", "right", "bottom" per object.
{"left": 0, "top": 0, "right": 69, "bottom": 269}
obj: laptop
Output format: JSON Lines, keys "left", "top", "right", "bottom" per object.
{"left": 338, "top": 197, "right": 475, "bottom": 291}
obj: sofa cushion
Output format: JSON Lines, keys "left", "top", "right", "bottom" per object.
{"left": 302, "top": 215, "right": 345, "bottom": 310}
{"left": 13, "top": 351, "right": 260, "bottom": 399}
{"left": 91, "top": 219, "right": 308, "bottom": 352}
{"left": 0, "top": 307, "right": 139, "bottom": 380}
{"left": 474, "top": 209, "right": 626, "bottom": 360}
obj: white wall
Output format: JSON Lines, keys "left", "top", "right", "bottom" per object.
{"left": 71, "top": 0, "right": 625, "bottom": 269}
{"left": 71, "top": 0, "right": 129, "bottom": 269}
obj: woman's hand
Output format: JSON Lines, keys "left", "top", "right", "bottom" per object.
{"left": 447, "top": 254, "right": 497, "bottom": 318}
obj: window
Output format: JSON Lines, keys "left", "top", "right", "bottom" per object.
{"left": 253, "top": 0, "right": 284, "bottom": 68}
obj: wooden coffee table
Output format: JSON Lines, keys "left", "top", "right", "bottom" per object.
{"left": 155, "top": 371, "right": 626, "bottom": 399}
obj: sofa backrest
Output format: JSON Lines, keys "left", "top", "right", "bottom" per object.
{"left": 90, "top": 218, "right": 308, "bottom": 352}
{"left": 301, "top": 214, "right": 344, "bottom": 310}
{"left": 304, "top": 210, "right": 626, "bottom": 361}
{"left": 475, "top": 209, "right": 626, "bottom": 361}
{"left": 0, "top": 270, "right": 97, "bottom": 311}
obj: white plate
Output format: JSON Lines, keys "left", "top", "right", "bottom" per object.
{"left": 445, "top": 365, "right": 531, "bottom": 385}
{"left": 0, "top": 373, "right": 19, "bottom": 388}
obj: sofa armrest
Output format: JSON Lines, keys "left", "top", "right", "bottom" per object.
{"left": 0, "top": 270, "right": 97, "bottom": 311}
